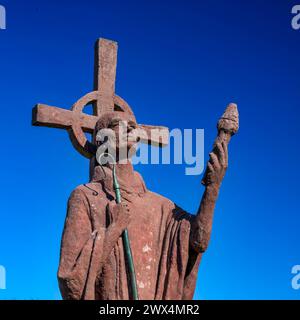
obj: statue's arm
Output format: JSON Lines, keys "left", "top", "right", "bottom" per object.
{"left": 58, "top": 188, "right": 94, "bottom": 299}
{"left": 190, "top": 141, "right": 228, "bottom": 253}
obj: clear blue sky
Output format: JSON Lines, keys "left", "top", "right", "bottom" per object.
{"left": 0, "top": 0, "right": 299, "bottom": 300}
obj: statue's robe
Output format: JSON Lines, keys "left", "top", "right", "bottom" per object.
{"left": 58, "top": 165, "right": 202, "bottom": 300}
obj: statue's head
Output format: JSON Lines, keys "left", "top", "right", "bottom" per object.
{"left": 94, "top": 111, "right": 140, "bottom": 164}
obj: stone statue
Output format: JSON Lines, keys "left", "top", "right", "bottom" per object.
{"left": 32, "top": 38, "right": 239, "bottom": 300}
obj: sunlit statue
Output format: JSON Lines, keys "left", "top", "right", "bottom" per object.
{"left": 32, "top": 38, "right": 238, "bottom": 300}
{"left": 57, "top": 103, "right": 238, "bottom": 300}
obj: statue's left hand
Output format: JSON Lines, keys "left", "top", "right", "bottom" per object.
{"left": 205, "top": 141, "right": 228, "bottom": 187}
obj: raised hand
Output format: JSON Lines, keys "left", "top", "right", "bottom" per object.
{"left": 205, "top": 141, "right": 228, "bottom": 187}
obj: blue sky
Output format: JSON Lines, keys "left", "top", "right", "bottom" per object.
{"left": 0, "top": 0, "right": 300, "bottom": 300}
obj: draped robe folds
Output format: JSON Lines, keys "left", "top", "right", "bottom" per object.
{"left": 58, "top": 165, "right": 202, "bottom": 300}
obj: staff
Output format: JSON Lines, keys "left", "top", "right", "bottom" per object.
{"left": 112, "top": 164, "right": 139, "bottom": 300}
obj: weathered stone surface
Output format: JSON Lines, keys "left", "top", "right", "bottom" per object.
{"left": 57, "top": 107, "right": 238, "bottom": 300}
{"left": 201, "top": 103, "right": 239, "bottom": 186}
{"left": 32, "top": 37, "right": 239, "bottom": 300}
{"left": 58, "top": 160, "right": 201, "bottom": 299}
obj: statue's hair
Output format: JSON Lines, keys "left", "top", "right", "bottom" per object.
{"left": 94, "top": 112, "right": 137, "bottom": 134}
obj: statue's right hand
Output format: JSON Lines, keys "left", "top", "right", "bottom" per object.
{"left": 110, "top": 202, "right": 131, "bottom": 229}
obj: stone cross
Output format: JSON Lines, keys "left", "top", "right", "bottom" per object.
{"left": 32, "top": 38, "right": 169, "bottom": 159}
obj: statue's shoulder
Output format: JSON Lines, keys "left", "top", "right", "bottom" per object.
{"left": 146, "top": 190, "right": 189, "bottom": 217}
{"left": 68, "top": 183, "right": 106, "bottom": 201}
{"left": 146, "top": 189, "right": 175, "bottom": 208}
{"left": 134, "top": 171, "right": 188, "bottom": 214}
{"left": 134, "top": 170, "right": 173, "bottom": 208}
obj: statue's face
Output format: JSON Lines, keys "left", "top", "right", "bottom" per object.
{"left": 108, "top": 115, "right": 138, "bottom": 150}
{"left": 96, "top": 112, "right": 139, "bottom": 161}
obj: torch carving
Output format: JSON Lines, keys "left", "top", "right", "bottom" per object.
{"left": 202, "top": 103, "right": 239, "bottom": 186}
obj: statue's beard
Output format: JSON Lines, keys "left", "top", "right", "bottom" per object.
{"left": 96, "top": 140, "right": 138, "bottom": 165}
